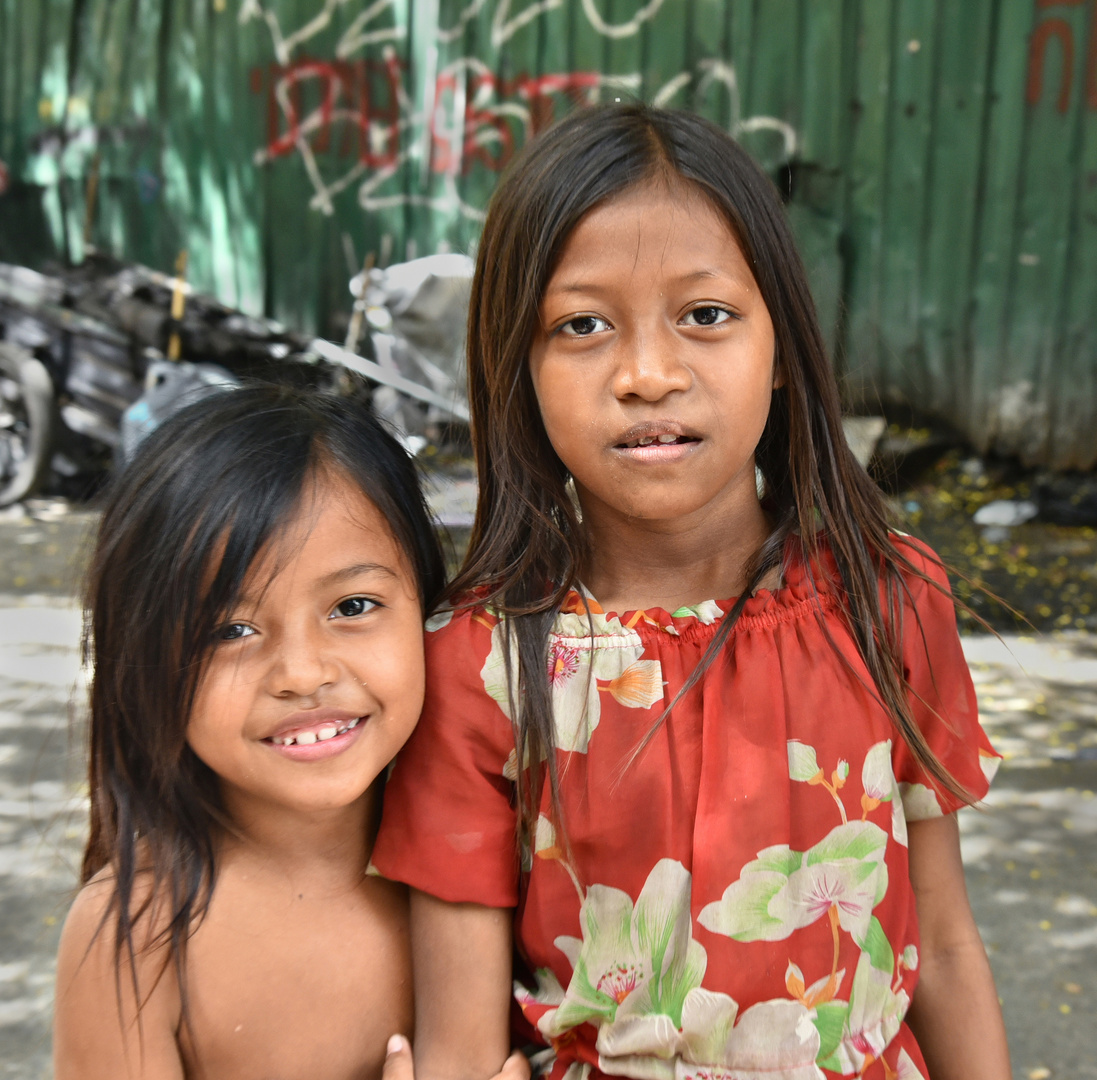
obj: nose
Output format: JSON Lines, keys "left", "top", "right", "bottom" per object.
{"left": 611, "top": 327, "right": 692, "bottom": 401}
{"left": 268, "top": 623, "right": 339, "bottom": 700}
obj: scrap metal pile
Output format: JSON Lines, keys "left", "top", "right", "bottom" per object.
{"left": 0, "top": 255, "right": 471, "bottom": 506}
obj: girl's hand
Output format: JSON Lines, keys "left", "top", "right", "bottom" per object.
{"left": 383, "top": 1035, "right": 530, "bottom": 1080}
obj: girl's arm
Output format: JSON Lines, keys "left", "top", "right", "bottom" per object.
{"left": 408, "top": 889, "right": 514, "bottom": 1080}
{"left": 53, "top": 878, "right": 183, "bottom": 1080}
{"left": 905, "top": 815, "right": 1011, "bottom": 1079}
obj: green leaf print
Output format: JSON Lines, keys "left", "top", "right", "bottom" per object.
{"left": 697, "top": 866, "right": 792, "bottom": 941}
{"left": 752, "top": 844, "right": 805, "bottom": 876}
{"left": 811, "top": 1000, "right": 849, "bottom": 1064}
{"left": 805, "top": 820, "right": 888, "bottom": 866}
{"left": 862, "top": 916, "right": 895, "bottom": 974}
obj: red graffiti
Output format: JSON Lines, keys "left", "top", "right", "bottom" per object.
{"left": 251, "top": 58, "right": 605, "bottom": 178}
{"left": 251, "top": 55, "right": 404, "bottom": 167}
{"left": 1027, "top": 0, "right": 1097, "bottom": 112}
{"left": 430, "top": 70, "right": 599, "bottom": 176}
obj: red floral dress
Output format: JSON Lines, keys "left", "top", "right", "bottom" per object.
{"left": 372, "top": 539, "right": 999, "bottom": 1080}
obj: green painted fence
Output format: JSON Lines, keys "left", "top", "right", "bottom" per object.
{"left": 1, "top": 0, "right": 1095, "bottom": 467}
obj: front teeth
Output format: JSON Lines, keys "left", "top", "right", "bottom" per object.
{"left": 271, "top": 716, "right": 361, "bottom": 747}
{"left": 627, "top": 434, "right": 681, "bottom": 448}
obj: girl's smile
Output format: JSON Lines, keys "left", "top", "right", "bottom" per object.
{"left": 528, "top": 181, "right": 779, "bottom": 536}
{"left": 263, "top": 707, "right": 365, "bottom": 758}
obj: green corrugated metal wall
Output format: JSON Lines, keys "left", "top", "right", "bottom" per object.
{"left": 1, "top": 1, "right": 1095, "bottom": 467}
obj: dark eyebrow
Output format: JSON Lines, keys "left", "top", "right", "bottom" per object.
{"left": 546, "top": 281, "right": 612, "bottom": 296}
{"left": 547, "top": 268, "right": 738, "bottom": 295}
{"left": 316, "top": 563, "right": 401, "bottom": 589}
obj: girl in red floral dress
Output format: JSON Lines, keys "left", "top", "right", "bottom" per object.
{"left": 372, "top": 103, "right": 1010, "bottom": 1080}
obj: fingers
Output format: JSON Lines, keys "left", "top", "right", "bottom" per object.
{"left": 496, "top": 1052, "right": 531, "bottom": 1080}
{"left": 383, "top": 1036, "right": 530, "bottom": 1080}
{"left": 383, "top": 1034, "right": 415, "bottom": 1080}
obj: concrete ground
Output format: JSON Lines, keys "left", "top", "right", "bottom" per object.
{"left": 0, "top": 498, "right": 1095, "bottom": 1079}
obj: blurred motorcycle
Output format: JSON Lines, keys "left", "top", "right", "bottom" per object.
{"left": 0, "top": 253, "right": 472, "bottom": 507}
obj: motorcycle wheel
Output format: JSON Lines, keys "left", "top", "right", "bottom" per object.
{"left": 0, "top": 342, "right": 55, "bottom": 507}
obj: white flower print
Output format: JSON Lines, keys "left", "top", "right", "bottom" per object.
{"left": 822, "top": 952, "right": 910, "bottom": 1075}
{"left": 898, "top": 781, "right": 944, "bottom": 821}
{"left": 861, "top": 740, "right": 908, "bottom": 847}
{"left": 788, "top": 741, "right": 823, "bottom": 783}
{"left": 698, "top": 820, "right": 888, "bottom": 948}
{"left": 481, "top": 613, "right": 663, "bottom": 754}
{"left": 895, "top": 1048, "right": 928, "bottom": 1079}
{"left": 424, "top": 609, "right": 453, "bottom": 632}
{"left": 669, "top": 599, "right": 723, "bottom": 625}
{"left": 542, "top": 859, "right": 706, "bottom": 1038}
{"left": 675, "top": 989, "right": 823, "bottom": 1080}
{"left": 861, "top": 742, "right": 893, "bottom": 801}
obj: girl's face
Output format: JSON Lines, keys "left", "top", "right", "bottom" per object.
{"left": 185, "top": 469, "right": 425, "bottom": 819}
{"left": 528, "top": 182, "right": 778, "bottom": 530}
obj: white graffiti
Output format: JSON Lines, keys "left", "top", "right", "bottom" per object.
{"left": 241, "top": 0, "right": 666, "bottom": 57}
{"left": 581, "top": 0, "right": 666, "bottom": 39}
{"left": 240, "top": 0, "right": 403, "bottom": 63}
{"left": 243, "top": 0, "right": 798, "bottom": 220}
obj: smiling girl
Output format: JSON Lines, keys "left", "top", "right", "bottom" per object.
{"left": 52, "top": 387, "right": 524, "bottom": 1080}
{"left": 371, "top": 104, "right": 1011, "bottom": 1080}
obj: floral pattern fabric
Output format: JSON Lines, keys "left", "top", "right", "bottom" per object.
{"left": 372, "top": 539, "right": 999, "bottom": 1080}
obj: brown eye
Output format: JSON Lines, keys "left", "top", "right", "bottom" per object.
{"left": 218, "top": 622, "right": 254, "bottom": 641}
{"left": 333, "top": 597, "right": 377, "bottom": 618}
{"left": 684, "top": 307, "right": 732, "bottom": 327}
{"left": 560, "top": 315, "right": 610, "bottom": 337}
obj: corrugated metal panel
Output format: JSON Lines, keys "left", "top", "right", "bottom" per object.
{"left": 1, "top": 1, "right": 1094, "bottom": 467}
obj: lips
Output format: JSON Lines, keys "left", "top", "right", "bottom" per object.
{"left": 612, "top": 421, "right": 701, "bottom": 459}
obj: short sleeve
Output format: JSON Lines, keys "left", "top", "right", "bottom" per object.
{"left": 888, "top": 537, "right": 1001, "bottom": 819}
{"left": 371, "top": 607, "right": 520, "bottom": 907}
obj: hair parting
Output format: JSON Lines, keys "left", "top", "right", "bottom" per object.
{"left": 448, "top": 101, "right": 973, "bottom": 843}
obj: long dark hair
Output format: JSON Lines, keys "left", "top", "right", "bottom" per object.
{"left": 81, "top": 384, "right": 444, "bottom": 1016}
{"left": 447, "top": 101, "right": 970, "bottom": 840}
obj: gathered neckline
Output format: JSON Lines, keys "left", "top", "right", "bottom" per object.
{"left": 557, "top": 547, "right": 838, "bottom": 638}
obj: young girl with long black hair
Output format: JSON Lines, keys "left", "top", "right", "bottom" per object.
{"left": 52, "top": 386, "right": 525, "bottom": 1080}
{"left": 371, "top": 104, "right": 1011, "bottom": 1080}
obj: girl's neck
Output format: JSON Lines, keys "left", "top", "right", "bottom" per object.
{"left": 578, "top": 494, "right": 773, "bottom": 614}
{"left": 217, "top": 782, "right": 381, "bottom": 887}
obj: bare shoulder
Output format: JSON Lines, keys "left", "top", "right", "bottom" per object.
{"left": 54, "top": 869, "right": 183, "bottom": 1080}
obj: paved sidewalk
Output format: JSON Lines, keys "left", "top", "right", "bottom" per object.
{"left": 0, "top": 598, "right": 84, "bottom": 1080}
{"left": 0, "top": 592, "right": 1094, "bottom": 1078}
{"left": 960, "top": 634, "right": 1097, "bottom": 1080}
